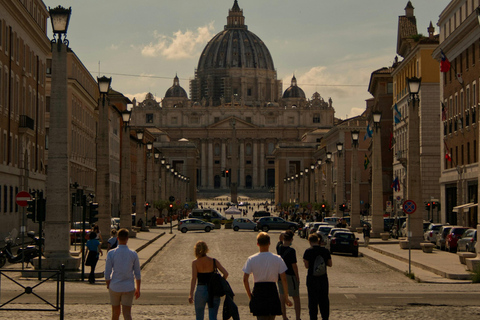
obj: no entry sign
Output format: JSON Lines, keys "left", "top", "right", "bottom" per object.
{"left": 402, "top": 200, "right": 416, "bottom": 215}
{"left": 16, "top": 191, "right": 32, "bottom": 207}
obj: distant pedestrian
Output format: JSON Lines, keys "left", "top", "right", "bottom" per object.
{"left": 303, "top": 233, "right": 332, "bottom": 320}
{"left": 362, "top": 224, "right": 371, "bottom": 247}
{"left": 277, "top": 230, "right": 301, "bottom": 320}
{"left": 189, "top": 240, "right": 228, "bottom": 320}
{"left": 243, "top": 232, "right": 292, "bottom": 320}
{"left": 91, "top": 224, "right": 104, "bottom": 243}
{"left": 85, "top": 231, "right": 103, "bottom": 284}
{"left": 107, "top": 229, "right": 118, "bottom": 252}
{"left": 105, "top": 228, "right": 141, "bottom": 320}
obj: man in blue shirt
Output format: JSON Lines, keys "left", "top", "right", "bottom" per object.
{"left": 105, "top": 228, "right": 141, "bottom": 320}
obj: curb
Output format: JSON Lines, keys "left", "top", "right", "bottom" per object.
{"left": 140, "top": 234, "right": 176, "bottom": 270}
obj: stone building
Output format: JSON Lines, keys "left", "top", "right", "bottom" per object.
{"left": 130, "top": 0, "right": 336, "bottom": 198}
{"left": 433, "top": 0, "right": 479, "bottom": 227}
{"left": 392, "top": 2, "right": 441, "bottom": 221}
{"left": 0, "top": 0, "right": 50, "bottom": 236}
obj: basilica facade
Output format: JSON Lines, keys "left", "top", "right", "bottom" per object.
{"left": 130, "top": 0, "right": 336, "bottom": 196}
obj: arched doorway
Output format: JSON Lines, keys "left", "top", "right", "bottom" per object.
{"left": 245, "top": 175, "right": 252, "bottom": 189}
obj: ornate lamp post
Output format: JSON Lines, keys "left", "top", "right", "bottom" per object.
{"left": 120, "top": 107, "right": 134, "bottom": 234}
{"left": 44, "top": 6, "right": 79, "bottom": 269}
{"left": 404, "top": 76, "right": 423, "bottom": 248}
{"left": 336, "top": 142, "right": 344, "bottom": 213}
{"left": 325, "top": 152, "right": 333, "bottom": 214}
{"left": 135, "top": 130, "right": 146, "bottom": 225}
{"left": 351, "top": 130, "right": 361, "bottom": 230}
{"left": 371, "top": 111, "right": 383, "bottom": 237}
{"left": 317, "top": 159, "right": 323, "bottom": 202}
{"left": 310, "top": 164, "right": 315, "bottom": 204}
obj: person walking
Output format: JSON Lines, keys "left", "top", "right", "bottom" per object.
{"left": 85, "top": 231, "right": 103, "bottom": 284}
{"left": 362, "top": 224, "right": 371, "bottom": 247}
{"left": 243, "top": 232, "right": 292, "bottom": 320}
{"left": 107, "top": 229, "right": 118, "bottom": 252}
{"left": 277, "top": 230, "right": 301, "bottom": 320}
{"left": 189, "top": 240, "right": 228, "bottom": 320}
{"left": 303, "top": 233, "right": 332, "bottom": 320}
{"left": 105, "top": 228, "right": 141, "bottom": 320}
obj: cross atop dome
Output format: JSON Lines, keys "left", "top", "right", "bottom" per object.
{"left": 226, "top": 0, "right": 246, "bottom": 29}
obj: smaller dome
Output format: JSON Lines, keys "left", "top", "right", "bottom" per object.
{"left": 165, "top": 75, "right": 188, "bottom": 98}
{"left": 282, "top": 75, "right": 305, "bottom": 99}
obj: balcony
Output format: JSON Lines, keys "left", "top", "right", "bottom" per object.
{"left": 19, "top": 115, "right": 35, "bottom": 136}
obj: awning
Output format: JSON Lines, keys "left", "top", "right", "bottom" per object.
{"left": 452, "top": 203, "right": 477, "bottom": 213}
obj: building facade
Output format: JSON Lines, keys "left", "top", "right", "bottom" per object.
{"left": 0, "top": 0, "right": 50, "bottom": 236}
{"left": 434, "top": 0, "right": 480, "bottom": 227}
{"left": 130, "top": 1, "right": 336, "bottom": 198}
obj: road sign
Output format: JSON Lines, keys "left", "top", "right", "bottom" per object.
{"left": 16, "top": 191, "right": 31, "bottom": 207}
{"left": 176, "top": 200, "right": 181, "bottom": 206}
{"left": 402, "top": 200, "right": 416, "bottom": 215}
{"left": 396, "top": 196, "right": 402, "bottom": 202}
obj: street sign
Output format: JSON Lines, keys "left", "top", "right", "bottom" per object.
{"left": 16, "top": 191, "right": 31, "bottom": 207}
{"left": 402, "top": 200, "right": 416, "bottom": 215}
{"left": 396, "top": 196, "right": 401, "bottom": 202}
{"left": 184, "top": 204, "right": 189, "bottom": 209}
{"left": 169, "top": 196, "right": 175, "bottom": 202}
{"left": 176, "top": 200, "right": 181, "bottom": 206}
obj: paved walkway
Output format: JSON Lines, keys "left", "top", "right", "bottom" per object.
{"left": 356, "top": 233, "right": 474, "bottom": 283}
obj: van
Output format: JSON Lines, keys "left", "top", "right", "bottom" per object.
{"left": 253, "top": 211, "right": 270, "bottom": 221}
{"left": 189, "top": 208, "right": 226, "bottom": 222}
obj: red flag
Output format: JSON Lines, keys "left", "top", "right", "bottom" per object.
{"left": 441, "top": 102, "right": 447, "bottom": 121}
{"left": 445, "top": 152, "right": 452, "bottom": 162}
{"left": 440, "top": 51, "right": 451, "bottom": 73}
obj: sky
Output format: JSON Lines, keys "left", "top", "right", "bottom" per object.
{"left": 42, "top": 0, "right": 451, "bottom": 119}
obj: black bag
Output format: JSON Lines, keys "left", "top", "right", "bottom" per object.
{"left": 209, "top": 259, "right": 226, "bottom": 297}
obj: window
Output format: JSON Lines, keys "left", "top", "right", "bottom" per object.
{"left": 247, "top": 88, "right": 252, "bottom": 96}
{"left": 246, "top": 117, "right": 252, "bottom": 123}
{"left": 146, "top": 113, "right": 153, "bottom": 123}
{"left": 214, "top": 117, "right": 219, "bottom": 123}
{"left": 246, "top": 143, "right": 252, "bottom": 155}
{"left": 313, "top": 114, "right": 320, "bottom": 123}
{"left": 288, "top": 117, "right": 294, "bottom": 124}
{"left": 214, "top": 143, "right": 220, "bottom": 156}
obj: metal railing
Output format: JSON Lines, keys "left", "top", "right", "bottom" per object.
{"left": 0, "top": 265, "right": 65, "bottom": 319}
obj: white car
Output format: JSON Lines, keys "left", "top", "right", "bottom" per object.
{"left": 178, "top": 218, "right": 215, "bottom": 233}
{"left": 423, "top": 223, "right": 443, "bottom": 243}
{"left": 232, "top": 218, "right": 258, "bottom": 231}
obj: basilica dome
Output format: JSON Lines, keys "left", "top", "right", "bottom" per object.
{"left": 196, "top": 0, "right": 274, "bottom": 71}
{"left": 165, "top": 75, "right": 188, "bottom": 98}
{"left": 283, "top": 76, "right": 306, "bottom": 99}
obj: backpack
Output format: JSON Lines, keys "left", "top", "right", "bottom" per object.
{"left": 312, "top": 253, "right": 326, "bottom": 276}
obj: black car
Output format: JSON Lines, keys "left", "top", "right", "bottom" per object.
{"left": 256, "top": 217, "right": 298, "bottom": 232}
{"left": 327, "top": 231, "right": 359, "bottom": 257}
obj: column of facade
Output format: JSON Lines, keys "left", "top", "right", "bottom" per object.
{"left": 239, "top": 140, "right": 245, "bottom": 188}
{"left": 351, "top": 144, "right": 361, "bottom": 230}
{"left": 120, "top": 128, "right": 133, "bottom": 232}
{"left": 160, "top": 164, "right": 166, "bottom": 201}
{"left": 252, "top": 140, "right": 258, "bottom": 188}
{"left": 326, "top": 163, "right": 332, "bottom": 213}
{"left": 208, "top": 140, "right": 213, "bottom": 188}
{"left": 137, "top": 144, "right": 146, "bottom": 223}
{"left": 371, "top": 127, "right": 383, "bottom": 237}
{"left": 221, "top": 139, "right": 226, "bottom": 188}
{"left": 201, "top": 140, "right": 207, "bottom": 188}
{"left": 146, "top": 154, "right": 154, "bottom": 220}
{"left": 260, "top": 140, "right": 265, "bottom": 188}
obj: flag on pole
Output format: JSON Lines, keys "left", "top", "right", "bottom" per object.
{"left": 389, "top": 132, "right": 396, "bottom": 150}
{"left": 390, "top": 176, "right": 400, "bottom": 192}
{"left": 363, "top": 123, "right": 373, "bottom": 141}
{"left": 364, "top": 154, "right": 370, "bottom": 170}
{"left": 441, "top": 102, "right": 447, "bottom": 121}
{"left": 394, "top": 103, "right": 402, "bottom": 124}
{"left": 444, "top": 140, "right": 452, "bottom": 162}
{"left": 440, "top": 50, "right": 451, "bottom": 73}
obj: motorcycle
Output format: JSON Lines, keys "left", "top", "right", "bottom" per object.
{"left": 0, "top": 233, "right": 41, "bottom": 268}
{"left": 16, "top": 231, "right": 44, "bottom": 257}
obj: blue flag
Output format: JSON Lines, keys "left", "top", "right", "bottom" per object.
{"left": 394, "top": 103, "right": 401, "bottom": 124}
{"left": 364, "top": 123, "right": 373, "bottom": 141}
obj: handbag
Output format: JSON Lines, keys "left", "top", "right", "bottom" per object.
{"left": 208, "top": 259, "right": 226, "bottom": 297}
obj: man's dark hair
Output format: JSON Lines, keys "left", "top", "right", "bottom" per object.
{"left": 308, "top": 233, "right": 319, "bottom": 244}
{"left": 118, "top": 228, "right": 129, "bottom": 241}
{"left": 257, "top": 232, "right": 270, "bottom": 246}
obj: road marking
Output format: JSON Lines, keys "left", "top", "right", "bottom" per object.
{"left": 344, "top": 294, "right": 356, "bottom": 299}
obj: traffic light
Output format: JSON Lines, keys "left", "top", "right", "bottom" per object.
{"left": 37, "top": 198, "right": 46, "bottom": 222}
{"left": 339, "top": 204, "right": 346, "bottom": 212}
{"left": 145, "top": 202, "right": 150, "bottom": 212}
{"left": 26, "top": 199, "right": 36, "bottom": 222}
{"left": 225, "top": 169, "right": 229, "bottom": 177}
{"left": 89, "top": 202, "right": 99, "bottom": 224}
{"left": 321, "top": 204, "right": 326, "bottom": 212}
{"left": 169, "top": 203, "right": 173, "bottom": 209}
{"left": 425, "top": 202, "right": 431, "bottom": 210}
{"left": 432, "top": 201, "right": 437, "bottom": 209}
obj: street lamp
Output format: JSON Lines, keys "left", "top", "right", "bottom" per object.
{"left": 373, "top": 111, "right": 382, "bottom": 130}
{"left": 326, "top": 152, "right": 332, "bottom": 162}
{"left": 351, "top": 130, "right": 360, "bottom": 147}
{"left": 136, "top": 130, "right": 144, "bottom": 141}
{"left": 122, "top": 109, "right": 132, "bottom": 129}
{"left": 336, "top": 142, "right": 343, "bottom": 155}
{"left": 161, "top": 158, "right": 166, "bottom": 165}
{"left": 407, "top": 77, "right": 422, "bottom": 105}
{"left": 49, "top": 6, "right": 71, "bottom": 50}
{"left": 350, "top": 129, "right": 361, "bottom": 229}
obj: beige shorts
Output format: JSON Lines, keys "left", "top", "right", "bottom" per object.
{"left": 109, "top": 289, "right": 135, "bottom": 306}
{"left": 277, "top": 274, "right": 299, "bottom": 297}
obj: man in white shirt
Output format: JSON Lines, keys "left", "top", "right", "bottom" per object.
{"left": 243, "top": 232, "right": 292, "bottom": 320}
{"left": 105, "top": 228, "right": 141, "bottom": 320}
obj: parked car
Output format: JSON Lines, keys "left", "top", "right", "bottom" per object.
{"left": 308, "top": 222, "right": 329, "bottom": 234}
{"left": 327, "top": 228, "right": 351, "bottom": 239}
{"left": 256, "top": 217, "right": 298, "bottom": 232}
{"left": 436, "top": 225, "right": 453, "bottom": 250}
{"left": 253, "top": 211, "right": 270, "bottom": 221}
{"left": 232, "top": 218, "right": 258, "bottom": 231}
{"left": 423, "top": 223, "right": 443, "bottom": 243}
{"left": 445, "top": 226, "right": 470, "bottom": 252}
{"left": 323, "top": 217, "right": 340, "bottom": 226}
{"left": 457, "top": 229, "right": 477, "bottom": 253}
{"left": 326, "top": 231, "right": 359, "bottom": 257}
{"left": 178, "top": 218, "right": 215, "bottom": 233}
{"left": 317, "top": 225, "right": 333, "bottom": 237}
{"left": 299, "top": 222, "right": 311, "bottom": 239}
{"left": 111, "top": 217, "right": 120, "bottom": 230}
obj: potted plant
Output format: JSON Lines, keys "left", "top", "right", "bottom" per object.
{"left": 224, "top": 219, "right": 233, "bottom": 229}
{"left": 212, "top": 219, "right": 221, "bottom": 229}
